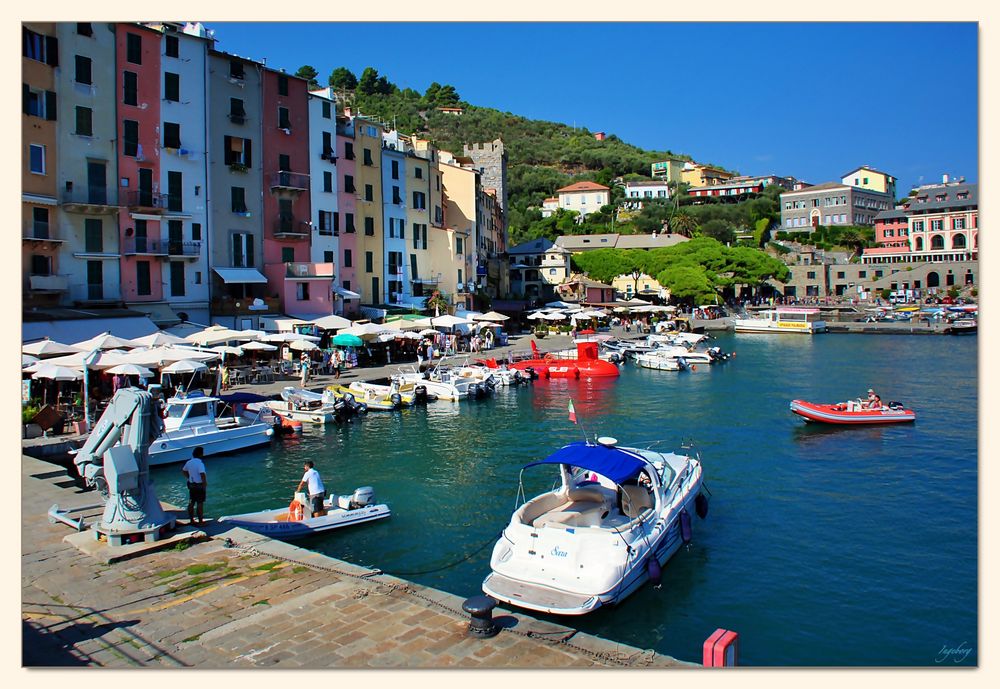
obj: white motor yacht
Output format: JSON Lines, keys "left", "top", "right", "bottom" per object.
{"left": 482, "top": 437, "right": 707, "bottom": 616}
{"left": 148, "top": 391, "right": 273, "bottom": 466}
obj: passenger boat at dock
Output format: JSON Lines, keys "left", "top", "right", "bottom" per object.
{"left": 482, "top": 437, "right": 707, "bottom": 616}
{"left": 511, "top": 341, "right": 620, "bottom": 379}
{"left": 218, "top": 486, "right": 390, "bottom": 539}
{"left": 148, "top": 390, "right": 274, "bottom": 466}
{"left": 734, "top": 307, "right": 827, "bottom": 334}
{"left": 789, "top": 399, "right": 916, "bottom": 424}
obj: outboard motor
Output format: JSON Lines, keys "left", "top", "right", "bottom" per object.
{"left": 390, "top": 392, "right": 403, "bottom": 409}
{"left": 468, "top": 382, "right": 480, "bottom": 399}
{"left": 523, "top": 366, "right": 538, "bottom": 381}
{"left": 888, "top": 401, "right": 904, "bottom": 410}
{"left": 511, "top": 370, "right": 524, "bottom": 386}
{"left": 414, "top": 385, "right": 429, "bottom": 404}
{"left": 337, "top": 486, "right": 376, "bottom": 510}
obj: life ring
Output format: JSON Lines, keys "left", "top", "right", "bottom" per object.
{"left": 288, "top": 500, "right": 304, "bottom": 522}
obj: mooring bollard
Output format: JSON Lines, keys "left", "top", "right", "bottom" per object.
{"left": 462, "top": 595, "right": 499, "bottom": 638}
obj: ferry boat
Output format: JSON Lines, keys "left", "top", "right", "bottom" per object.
{"left": 482, "top": 437, "right": 707, "bottom": 616}
{"left": 789, "top": 398, "right": 916, "bottom": 424}
{"left": 148, "top": 391, "right": 274, "bottom": 466}
{"left": 734, "top": 307, "right": 827, "bottom": 334}
{"left": 218, "top": 487, "right": 390, "bottom": 540}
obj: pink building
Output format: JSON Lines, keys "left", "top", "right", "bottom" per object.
{"left": 117, "top": 24, "right": 165, "bottom": 303}
{"left": 262, "top": 262, "right": 337, "bottom": 315}
{"left": 862, "top": 210, "right": 911, "bottom": 261}
{"left": 261, "top": 68, "right": 312, "bottom": 312}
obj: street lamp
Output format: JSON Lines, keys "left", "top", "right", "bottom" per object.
{"left": 82, "top": 349, "right": 100, "bottom": 431}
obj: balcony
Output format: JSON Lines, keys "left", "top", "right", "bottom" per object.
{"left": 269, "top": 171, "right": 309, "bottom": 193}
{"left": 122, "top": 238, "right": 202, "bottom": 257}
{"left": 284, "top": 262, "right": 335, "bottom": 279}
{"left": 410, "top": 275, "right": 440, "bottom": 285}
{"left": 61, "top": 189, "right": 118, "bottom": 214}
{"left": 320, "top": 148, "right": 337, "bottom": 163}
{"left": 211, "top": 295, "right": 280, "bottom": 316}
{"left": 272, "top": 215, "right": 309, "bottom": 240}
{"left": 70, "top": 283, "right": 120, "bottom": 303}
{"left": 228, "top": 112, "right": 247, "bottom": 124}
{"left": 28, "top": 274, "right": 70, "bottom": 292}
{"left": 22, "top": 223, "right": 64, "bottom": 246}
{"left": 123, "top": 190, "right": 169, "bottom": 212}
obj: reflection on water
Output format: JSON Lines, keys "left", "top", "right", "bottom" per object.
{"left": 149, "top": 332, "right": 977, "bottom": 666}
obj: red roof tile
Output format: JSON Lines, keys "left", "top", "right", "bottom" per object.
{"left": 556, "top": 181, "right": 610, "bottom": 193}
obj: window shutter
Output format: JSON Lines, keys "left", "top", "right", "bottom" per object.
{"left": 246, "top": 233, "right": 255, "bottom": 267}
{"left": 45, "top": 36, "right": 58, "bottom": 66}
{"left": 22, "top": 83, "right": 29, "bottom": 115}
{"left": 244, "top": 139, "right": 252, "bottom": 167}
{"left": 224, "top": 135, "right": 232, "bottom": 164}
{"left": 45, "top": 91, "right": 57, "bottom": 120}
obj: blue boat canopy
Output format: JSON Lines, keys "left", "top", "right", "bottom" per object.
{"left": 218, "top": 392, "right": 272, "bottom": 404}
{"left": 524, "top": 442, "right": 647, "bottom": 485}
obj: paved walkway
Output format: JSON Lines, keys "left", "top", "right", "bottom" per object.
{"left": 21, "top": 453, "right": 692, "bottom": 668}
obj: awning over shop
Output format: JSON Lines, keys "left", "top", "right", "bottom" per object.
{"left": 333, "top": 286, "right": 362, "bottom": 299}
{"left": 213, "top": 268, "right": 268, "bottom": 284}
{"left": 126, "top": 302, "right": 182, "bottom": 327}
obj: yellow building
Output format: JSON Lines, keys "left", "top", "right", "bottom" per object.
{"left": 611, "top": 272, "right": 665, "bottom": 300}
{"left": 23, "top": 22, "right": 63, "bottom": 307}
{"left": 404, "top": 135, "right": 438, "bottom": 304}
{"left": 841, "top": 165, "right": 897, "bottom": 200}
{"left": 432, "top": 151, "right": 478, "bottom": 310}
{"left": 352, "top": 115, "right": 385, "bottom": 304}
{"left": 680, "top": 162, "right": 734, "bottom": 188}
{"left": 650, "top": 158, "right": 686, "bottom": 183}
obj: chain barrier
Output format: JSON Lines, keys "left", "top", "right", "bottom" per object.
{"left": 221, "top": 537, "right": 656, "bottom": 667}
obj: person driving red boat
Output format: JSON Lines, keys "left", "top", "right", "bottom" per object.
{"left": 864, "top": 389, "right": 882, "bottom": 409}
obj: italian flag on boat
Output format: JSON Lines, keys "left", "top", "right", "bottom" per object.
{"left": 568, "top": 399, "right": 577, "bottom": 424}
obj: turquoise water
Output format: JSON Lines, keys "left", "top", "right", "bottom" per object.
{"left": 151, "top": 333, "right": 978, "bottom": 666}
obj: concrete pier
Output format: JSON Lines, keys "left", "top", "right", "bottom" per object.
{"left": 21, "top": 453, "right": 693, "bottom": 668}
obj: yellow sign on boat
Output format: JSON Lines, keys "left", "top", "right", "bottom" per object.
{"left": 896, "top": 306, "right": 920, "bottom": 312}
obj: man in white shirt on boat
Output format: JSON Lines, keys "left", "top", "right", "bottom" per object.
{"left": 296, "top": 461, "right": 326, "bottom": 517}
{"left": 181, "top": 447, "right": 208, "bottom": 525}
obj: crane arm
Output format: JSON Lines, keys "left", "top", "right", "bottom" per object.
{"left": 73, "top": 388, "right": 160, "bottom": 487}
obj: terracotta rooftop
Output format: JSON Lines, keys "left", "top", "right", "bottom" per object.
{"left": 556, "top": 181, "right": 610, "bottom": 193}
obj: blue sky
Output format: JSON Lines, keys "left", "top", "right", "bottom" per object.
{"left": 214, "top": 22, "right": 978, "bottom": 196}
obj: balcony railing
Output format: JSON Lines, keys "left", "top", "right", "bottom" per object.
{"left": 70, "top": 283, "right": 119, "bottom": 302}
{"left": 28, "top": 274, "right": 70, "bottom": 292}
{"left": 123, "top": 190, "right": 169, "bottom": 211}
{"left": 272, "top": 215, "right": 309, "bottom": 239}
{"left": 22, "top": 223, "right": 63, "bottom": 243}
{"left": 229, "top": 112, "right": 247, "bottom": 124}
{"left": 269, "top": 171, "right": 309, "bottom": 193}
{"left": 210, "top": 295, "right": 280, "bottom": 316}
{"left": 123, "top": 238, "right": 168, "bottom": 255}
{"left": 61, "top": 189, "right": 118, "bottom": 212}
{"left": 284, "top": 262, "right": 335, "bottom": 279}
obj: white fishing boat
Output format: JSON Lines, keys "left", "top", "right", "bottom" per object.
{"left": 218, "top": 486, "right": 391, "bottom": 539}
{"left": 734, "top": 307, "right": 827, "bottom": 334}
{"left": 148, "top": 391, "right": 273, "bottom": 466}
{"left": 482, "top": 437, "right": 707, "bottom": 616}
{"left": 633, "top": 352, "right": 684, "bottom": 371}
{"left": 348, "top": 380, "right": 429, "bottom": 406}
{"left": 258, "top": 387, "right": 340, "bottom": 424}
{"left": 393, "top": 366, "right": 463, "bottom": 402}
{"left": 648, "top": 344, "right": 713, "bottom": 366}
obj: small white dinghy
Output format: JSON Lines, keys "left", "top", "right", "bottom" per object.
{"left": 218, "top": 487, "right": 391, "bottom": 539}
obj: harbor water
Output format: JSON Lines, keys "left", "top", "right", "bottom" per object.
{"left": 151, "top": 332, "right": 978, "bottom": 666}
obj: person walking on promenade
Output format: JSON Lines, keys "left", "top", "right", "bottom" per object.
{"left": 181, "top": 447, "right": 207, "bottom": 525}
{"left": 300, "top": 352, "right": 310, "bottom": 386}
{"left": 295, "top": 461, "right": 326, "bottom": 518}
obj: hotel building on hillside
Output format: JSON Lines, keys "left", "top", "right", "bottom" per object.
{"left": 554, "top": 181, "right": 610, "bottom": 218}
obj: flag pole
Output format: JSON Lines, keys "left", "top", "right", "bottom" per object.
{"left": 568, "top": 398, "right": 591, "bottom": 444}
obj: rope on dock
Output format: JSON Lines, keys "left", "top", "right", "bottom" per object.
{"left": 221, "top": 537, "right": 656, "bottom": 667}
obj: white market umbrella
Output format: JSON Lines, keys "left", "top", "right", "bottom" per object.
{"left": 472, "top": 311, "right": 509, "bottom": 322}
{"left": 72, "top": 332, "right": 140, "bottom": 351}
{"left": 400, "top": 331, "right": 423, "bottom": 340}
{"left": 543, "top": 312, "right": 567, "bottom": 321}
{"left": 388, "top": 319, "right": 429, "bottom": 332}
{"left": 23, "top": 350, "right": 129, "bottom": 372}
{"left": 431, "top": 314, "right": 471, "bottom": 329}
{"left": 409, "top": 317, "right": 434, "bottom": 328}
{"left": 161, "top": 359, "right": 209, "bottom": 374}
{"left": 311, "top": 314, "right": 353, "bottom": 331}
{"left": 210, "top": 345, "right": 245, "bottom": 356}
{"left": 122, "top": 346, "right": 218, "bottom": 367}
{"left": 261, "top": 332, "right": 321, "bottom": 343}
{"left": 231, "top": 329, "right": 267, "bottom": 341}
{"left": 22, "top": 339, "right": 83, "bottom": 358}
{"left": 105, "top": 363, "right": 155, "bottom": 378}
{"left": 526, "top": 311, "right": 549, "bottom": 320}
{"left": 336, "top": 323, "right": 384, "bottom": 340}
{"left": 289, "top": 340, "right": 319, "bottom": 351}
{"left": 22, "top": 354, "right": 39, "bottom": 367}
{"left": 376, "top": 333, "right": 400, "bottom": 343}
{"left": 186, "top": 325, "right": 246, "bottom": 346}
{"left": 32, "top": 364, "right": 83, "bottom": 407}
{"left": 240, "top": 341, "right": 278, "bottom": 352}
{"left": 131, "top": 331, "right": 188, "bottom": 347}
{"left": 419, "top": 328, "right": 439, "bottom": 336}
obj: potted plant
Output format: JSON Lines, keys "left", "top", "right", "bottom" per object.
{"left": 229, "top": 162, "right": 249, "bottom": 173}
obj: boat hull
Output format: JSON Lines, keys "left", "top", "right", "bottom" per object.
{"left": 218, "top": 503, "right": 391, "bottom": 540}
{"left": 148, "top": 423, "right": 274, "bottom": 466}
{"left": 789, "top": 399, "right": 916, "bottom": 424}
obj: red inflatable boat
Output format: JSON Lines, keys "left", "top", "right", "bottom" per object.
{"left": 789, "top": 399, "right": 916, "bottom": 425}
{"left": 511, "top": 341, "right": 620, "bottom": 379}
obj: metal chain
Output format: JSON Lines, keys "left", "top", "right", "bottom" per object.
{"left": 221, "top": 538, "right": 655, "bottom": 667}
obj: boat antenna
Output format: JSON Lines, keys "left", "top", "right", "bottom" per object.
{"left": 568, "top": 398, "right": 591, "bottom": 444}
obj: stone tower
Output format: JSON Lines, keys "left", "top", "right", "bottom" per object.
{"left": 463, "top": 139, "right": 508, "bottom": 221}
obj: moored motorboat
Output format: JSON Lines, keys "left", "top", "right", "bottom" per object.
{"left": 734, "top": 307, "right": 827, "bottom": 334}
{"left": 789, "top": 399, "right": 916, "bottom": 424}
{"left": 218, "top": 486, "right": 391, "bottom": 539}
{"left": 325, "top": 384, "right": 399, "bottom": 411}
{"left": 393, "top": 366, "right": 462, "bottom": 402}
{"left": 482, "top": 437, "right": 706, "bottom": 616}
{"left": 511, "top": 341, "right": 620, "bottom": 379}
{"left": 348, "top": 380, "right": 419, "bottom": 406}
{"left": 634, "top": 351, "right": 683, "bottom": 371}
{"left": 148, "top": 390, "right": 274, "bottom": 466}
